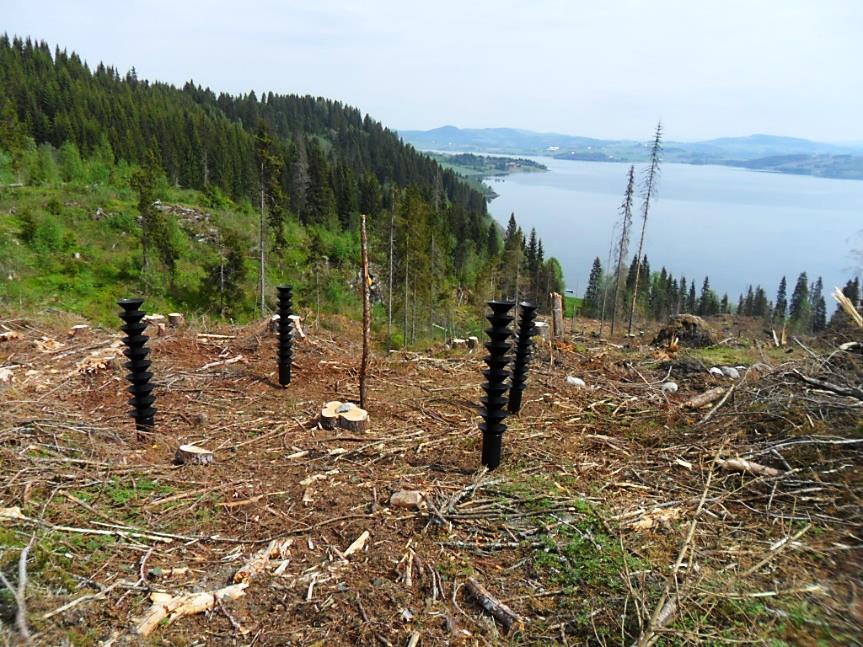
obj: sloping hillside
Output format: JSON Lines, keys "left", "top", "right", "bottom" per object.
{"left": 0, "top": 309, "right": 859, "bottom": 645}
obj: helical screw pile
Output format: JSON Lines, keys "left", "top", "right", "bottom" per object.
{"left": 508, "top": 301, "right": 538, "bottom": 414}
{"left": 480, "top": 300, "right": 515, "bottom": 470}
{"left": 277, "top": 285, "right": 293, "bottom": 386}
{"left": 118, "top": 298, "right": 155, "bottom": 435}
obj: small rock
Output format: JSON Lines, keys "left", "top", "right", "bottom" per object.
{"left": 708, "top": 367, "right": 724, "bottom": 377}
{"left": 661, "top": 381, "right": 678, "bottom": 394}
{"left": 389, "top": 490, "right": 425, "bottom": 509}
{"left": 565, "top": 376, "right": 586, "bottom": 388}
{"left": 720, "top": 366, "right": 740, "bottom": 379}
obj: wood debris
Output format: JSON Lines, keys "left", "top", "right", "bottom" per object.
{"left": 465, "top": 576, "right": 525, "bottom": 633}
{"left": 716, "top": 457, "right": 782, "bottom": 478}
{"left": 233, "top": 538, "right": 293, "bottom": 583}
{"left": 134, "top": 583, "right": 248, "bottom": 636}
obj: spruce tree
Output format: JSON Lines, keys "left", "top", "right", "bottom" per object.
{"left": 773, "top": 276, "right": 787, "bottom": 323}
{"left": 811, "top": 277, "right": 827, "bottom": 332}
{"left": 743, "top": 286, "right": 754, "bottom": 316}
{"left": 789, "top": 272, "right": 811, "bottom": 330}
{"left": 583, "top": 257, "right": 603, "bottom": 318}
{"left": 753, "top": 287, "right": 769, "bottom": 318}
{"left": 687, "top": 283, "right": 697, "bottom": 313}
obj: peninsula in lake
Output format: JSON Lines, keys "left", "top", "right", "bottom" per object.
{"left": 401, "top": 126, "right": 863, "bottom": 180}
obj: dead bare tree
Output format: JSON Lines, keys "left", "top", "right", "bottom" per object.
{"left": 598, "top": 220, "right": 620, "bottom": 337}
{"left": 627, "top": 122, "right": 662, "bottom": 335}
{"left": 359, "top": 214, "right": 370, "bottom": 409}
{"left": 610, "top": 165, "right": 636, "bottom": 336}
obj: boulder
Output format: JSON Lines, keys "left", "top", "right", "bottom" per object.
{"left": 652, "top": 314, "right": 716, "bottom": 348}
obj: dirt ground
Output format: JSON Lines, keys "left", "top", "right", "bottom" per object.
{"left": 0, "top": 309, "right": 861, "bottom": 646}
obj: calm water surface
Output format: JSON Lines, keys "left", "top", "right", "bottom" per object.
{"left": 486, "top": 157, "right": 863, "bottom": 303}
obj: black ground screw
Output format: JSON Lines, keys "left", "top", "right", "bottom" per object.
{"left": 480, "top": 300, "right": 515, "bottom": 470}
{"left": 508, "top": 301, "right": 538, "bottom": 414}
{"left": 277, "top": 285, "right": 293, "bottom": 386}
{"left": 118, "top": 298, "right": 155, "bottom": 436}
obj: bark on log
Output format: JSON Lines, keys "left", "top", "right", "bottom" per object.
{"left": 174, "top": 445, "right": 214, "bottom": 465}
{"left": 465, "top": 576, "right": 524, "bottom": 633}
{"left": 135, "top": 583, "right": 248, "bottom": 636}
{"left": 682, "top": 386, "right": 727, "bottom": 409}
{"left": 233, "top": 538, "right": 293, "bottom": 583}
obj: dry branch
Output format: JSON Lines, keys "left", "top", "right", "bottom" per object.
{"left": 682, "top": 386, "right": 726, "bottom": 409}
{"left": 465, "top": 576, "right": 524, "bottom": 633}
{"left": 135, "top": 583, "right": 248, "bottom": 636}
{"left": 716, "top": 457, "right": 781, "bottom": 478}
{"left": 233, "top": 538, "right": 293, "bottom": 583}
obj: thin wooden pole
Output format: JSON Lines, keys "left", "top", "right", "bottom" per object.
{"left": 359, "top": 214, "right": 370, "bottom": 409}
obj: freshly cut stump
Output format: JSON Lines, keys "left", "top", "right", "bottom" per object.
{"left": 319, "top": 401, "right": 370, "bottom": 432}
{"left": 320, "top": 401, "right": 342, "bottom": 430}
{"left": 174, "top": 444, "right": 214, "bottom": 465}
{"left": 339, "top": 406, "right": 370, "bottom": 432}
{"left": 167, "top": 312, "right": 185, "bottom": 327}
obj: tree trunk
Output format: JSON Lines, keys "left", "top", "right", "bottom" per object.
{"left": 259, "top": 161, "right": 266, "bottom": 316}
{"left": 359, "top": 214, "right": 370, "bottom": 409}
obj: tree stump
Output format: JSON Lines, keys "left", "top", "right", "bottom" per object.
{"left": 167, "top": 313, "right": 185, "bottom": 327}
{"left": 320, "top": 401, "right": 342, "bottom": 429}
{"left": 339, "top": 406, "right": 370, "bottom": 432}
{"left": 319, "top": 401, "right": 370, "bottom": 432}
{"left": 466, "top": 336, "right": 479, "bottom": 349}
{"left": 287, "top": 314, "right": 306, "bottom": 339}
{"left": 550, "top": 292, "right": 564, "bottom": 339}
{"left": 174, "top": 444, "right": 214, "bottom": 465}
{"left": 69, "top": 324, "right": 89, "bottom": 338}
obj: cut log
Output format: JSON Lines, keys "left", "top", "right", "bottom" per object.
{"left": 716, "top": 458, "right": 781, "bottom": 478}
{"left": 0, "top": 330, "right": 22, "bottom": 342}
{"left": 269, "top": 314, "right": 280, "bottom": 334}
{"left": 174, "top": 445, "right": 214, "bottom": 465}
{"left": 320, "top": 401, "right": 342, "bottom": 429}
{"left": 167, "top": 313, "right": 185, "bottom": 327}
{"left": 465, "top": 576, "right": 525, "bottom": 633}
{"left": 233, "top": 538, "right": 293, "bottom": 583}
{"left": 339, "top": 406, "right": 370, "bottom": 433}
{"left": 135, "top": 583, "right": 248, "bottom": 636}
{"left": 144, "top": 313, "right": 165, "bottom": 325}
{"left": 466, "top": 336, "right": 479, "bottom": 349}
{"left": 450, "top": 338, "right": 467, "bottom": 349}
{"left": 156, "top": 322, "right": 167, "bottom": 337}
{"left": 682, "top": 386, "right": 727, "bottom": 409}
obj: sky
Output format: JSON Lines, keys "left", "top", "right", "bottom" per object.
{"left": 4, "top": 0, "right": 863, "bottom": 142}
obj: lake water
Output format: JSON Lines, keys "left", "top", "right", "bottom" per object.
{"left": 486, "top": 157, "right": 863, "bottom": 305}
